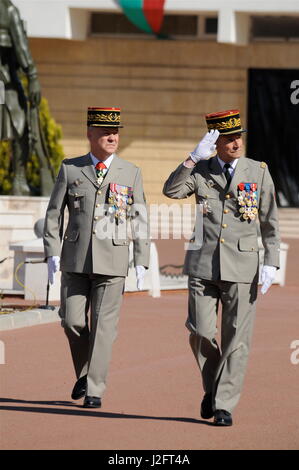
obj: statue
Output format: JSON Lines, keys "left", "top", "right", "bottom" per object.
{"left": 0, "top": 0, "right": 54, "bottom": 196}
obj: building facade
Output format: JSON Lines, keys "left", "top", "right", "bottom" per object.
{"left": 14, "top": 0, "right": 299, "bottom": 205}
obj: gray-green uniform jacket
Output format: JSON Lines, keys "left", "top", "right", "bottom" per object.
{"left": 163, "top": 156, "right": 280, "bottom": 283}
{"left": 43, "top": 153, "right": 150, "bottom": 276}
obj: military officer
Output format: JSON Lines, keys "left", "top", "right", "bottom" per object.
{"left": 163, "top": 109, "right": 280, "bottom": 426}
{"left": 43, "top": 107, "right": 150, "bottom": 408}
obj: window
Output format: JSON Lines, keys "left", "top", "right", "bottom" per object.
{"left": 251, "top": 16, "right": 299, "bottom": 41}
{"left": 205, "top": 17, "right": 218, "bottom": 35}
{"left": 159, "top": 14, "right": 198, "bottom": 37}
{"left": 90, "top": 12, "right": 218, "bottom": 40}
{"left": 90, "top": 12, "right": 141, "bottom": 35}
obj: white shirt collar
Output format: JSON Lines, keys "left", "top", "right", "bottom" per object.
{"left": 90, "top": 152, "right": 114, "bottom": 169}
{"left": 217, "top": 156, "right": 239, "bottom": 171}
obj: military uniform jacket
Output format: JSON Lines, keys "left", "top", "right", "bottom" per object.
{"left": 163, "top": 156, "right": 280, "bottom": 283}
{"left": 43, "top": 154, "right": 150, "bottom": 277}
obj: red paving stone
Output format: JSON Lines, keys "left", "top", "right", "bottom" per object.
{"left": 0, "top": 238, "right": 299, "bottom": 450}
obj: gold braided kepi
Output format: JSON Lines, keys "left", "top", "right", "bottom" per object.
{"left": 205, "top": 109, "right": 246, "bottom": 135}
{"left": 87, "top": 107, "right": 123, "bottom": 128}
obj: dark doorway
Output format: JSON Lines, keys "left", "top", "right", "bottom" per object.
{"left": 247, "top": 68, "right": 299, "bottom": 207}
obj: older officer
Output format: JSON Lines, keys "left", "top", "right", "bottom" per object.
{"left": 44, "top": 107, "right": 150, "bottom": 408}
{"left": 163, "top": 109, "right": 280, "bottom": 426}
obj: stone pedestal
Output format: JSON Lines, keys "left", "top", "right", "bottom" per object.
{"left": 125, "top": 242, "right": 161, "bottom": 297}
{"left": 9, "top": 238, "right": 160, "bottom": 301}
{"left": 9, "top": 238, "right": 60, "bottom": 301}
{"left": 0, "top": 196, "right": 50, "bottom": 292}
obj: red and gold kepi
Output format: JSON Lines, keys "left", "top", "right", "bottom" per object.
{"left": 87, "top": 107, "right": 123, "bottom": 128}
{"left": 205, "top": 109, "right": 246, "bottom": 135}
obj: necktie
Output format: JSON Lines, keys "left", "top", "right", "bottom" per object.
{"left": 224, "top": 163, "right": 232, "bottom": 187}
{"left": 95, "top": 161, "right": 107, "bottom": 185}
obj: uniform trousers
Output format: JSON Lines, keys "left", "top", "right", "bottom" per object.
{"left": 186, "top": 277, "right": 258, "bottom": 413}
{"left": 60, "top": 272, "right": 125, "bottom": 398}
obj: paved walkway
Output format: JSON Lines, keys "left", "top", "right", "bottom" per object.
{"left": 1, "top": 239, "right": 299, "bottom": 450}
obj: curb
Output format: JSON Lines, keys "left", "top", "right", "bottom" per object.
{"left": 0, "top": 307, "right": 60, "bottom": 331}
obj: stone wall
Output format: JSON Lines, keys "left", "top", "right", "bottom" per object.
{"left": 29, "top": 37, "right": 299, "bottom": 204}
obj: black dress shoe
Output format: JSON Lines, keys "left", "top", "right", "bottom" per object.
{"left": 214, "top": 409, "right": 233, "bottom": 426}
{"left": 200, "top": 393, "right": 214, "bottom": 419}
{"left": 71, "top": 375, "right": 87, "bottom": 400}
{"left": 83, "top": 396, "right": 102, "bottom": 408}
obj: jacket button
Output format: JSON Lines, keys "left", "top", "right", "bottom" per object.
{"left": 225, "top": 194, "right": 230, "bottom": 199}
{"left": 222, "top": 223, "right": 227, "bottom": 228}
{"left": 94, "top": 216, "right": 98, "bottom": 221}
{"left": 224, "top": 209, "right": 229, "bottom": 214}
{"left": 220, "top": 238, "right": 225, "bottom": 243}
{"left": 96, "top": 203, "right": 100, "bottom": 208}
{"left": 97, "top": 190, "right": 102, "bottom": 195}
{"left": 93, "top": 230, "right": 96, "bottom": 234}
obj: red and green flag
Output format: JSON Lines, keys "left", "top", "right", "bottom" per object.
{"left": 116, "top": 0, "right": 166, "bottom": 35}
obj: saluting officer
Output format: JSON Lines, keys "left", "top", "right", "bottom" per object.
{"left": 163, "top": 109, "right": 280, "bottom": 426}
{"left": 43, "top": 107, "right": 150, "bottom": 408}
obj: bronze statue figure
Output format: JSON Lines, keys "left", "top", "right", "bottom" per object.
{"left": 0, "top": 0, "right": 54, "bottom": 196}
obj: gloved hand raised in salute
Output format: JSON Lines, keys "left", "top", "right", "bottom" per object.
{"left": 189, "top": 129, "right": 220, "bottom": 163}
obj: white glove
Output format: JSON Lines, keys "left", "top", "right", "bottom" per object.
{"left": 47, "top": 256, "right": 60, "bottom": 285}
{"left": 190, "top": 129, "right": 220, "bottom": 163}
{"left": 260, "top": 265, "right": 276, "bottom": 295}
{"left": 135, "top": 265, "right": 146, "bottom": 291}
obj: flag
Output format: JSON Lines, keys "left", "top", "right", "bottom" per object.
{"left": 116, "top": 0, "right": 165, "bottom": 35}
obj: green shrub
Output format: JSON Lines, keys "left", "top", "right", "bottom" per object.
{"left": 0, "top": 141, "right": 12, "bottom": 194}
